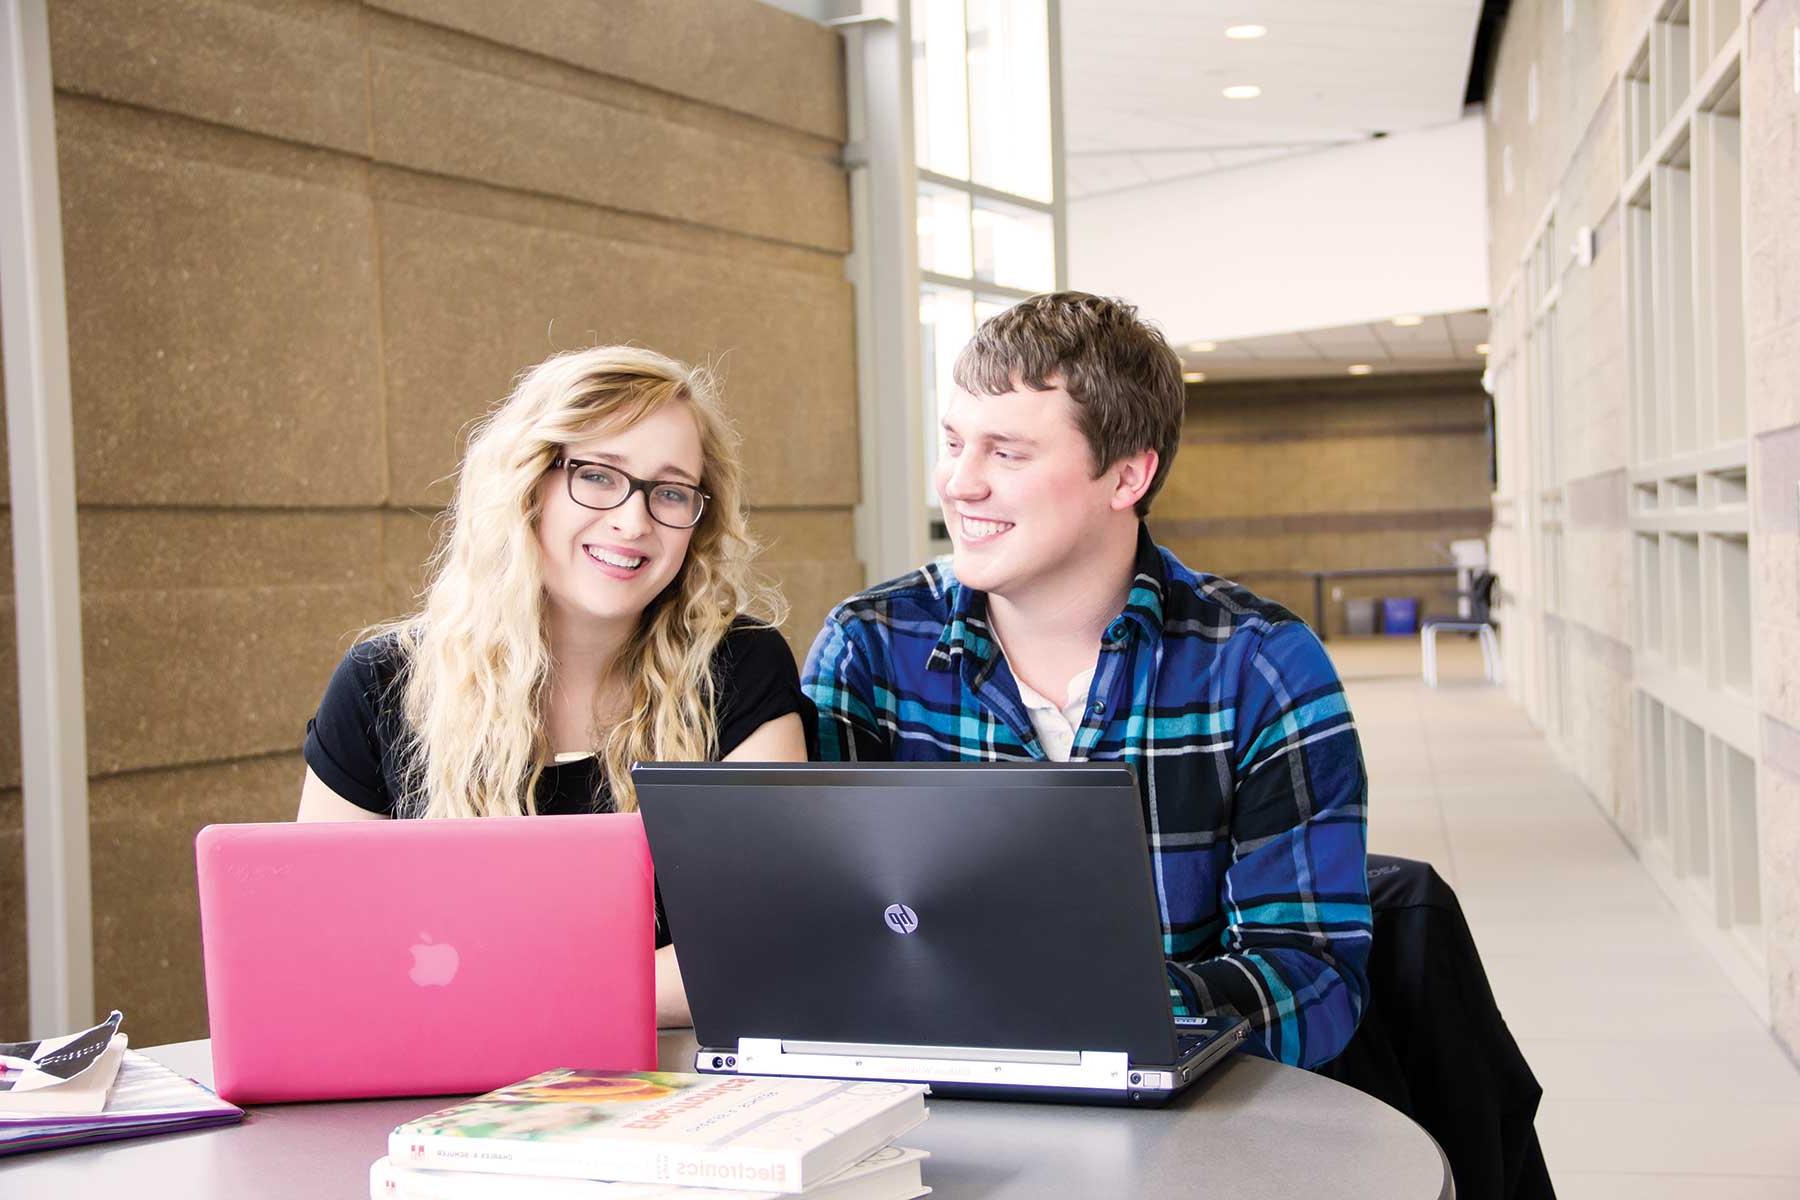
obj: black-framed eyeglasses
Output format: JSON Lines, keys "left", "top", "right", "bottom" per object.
{"left": 549, "top": 457, "right": 710, "bottom": 529}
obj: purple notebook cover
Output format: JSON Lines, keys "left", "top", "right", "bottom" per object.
{"left": 0, "top": 1050, "right": 243, "bottom": 1157}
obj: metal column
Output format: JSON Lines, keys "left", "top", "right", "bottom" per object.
{"left": 0, "top": 0, "right": 95, "bottom": 1035}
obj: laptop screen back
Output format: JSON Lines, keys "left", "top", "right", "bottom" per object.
{"left": 635, "top": 763, "right": 1179, "bottom": 1063}
{"left": 196, "top": 813, "right": 655, "bottom": 1102}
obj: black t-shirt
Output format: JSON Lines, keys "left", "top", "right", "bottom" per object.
{"left": 302, "top": 620, "right": 812, "bottom": 947}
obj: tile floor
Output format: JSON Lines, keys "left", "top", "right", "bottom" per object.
{"left": 1331, "top": 636, "right": 1800, "bottom": 1199}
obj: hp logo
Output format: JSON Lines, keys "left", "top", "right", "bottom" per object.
{"left": 883, "top": 904, "right": 920, "bottom": 934}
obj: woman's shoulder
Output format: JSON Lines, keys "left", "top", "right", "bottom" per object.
{"left": 712, "top": 616, "right": 797, "bottom": 669}
{"left": 343, "top": 629, "right": 407, "bottom": 670}
{"left": 708, "top": 618, "right": 802, "bottom": 703}
{"left": 327, "top": 630, "right": 411, "bottom": 699}
{"left": 707, "top": 616, "right": 809, "bottom": 755}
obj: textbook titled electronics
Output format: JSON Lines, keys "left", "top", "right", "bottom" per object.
{"left": 369, "top": 1145, "right": 929, "bottom": 1200}
{"left": 389, "top": 1069, "right": 927, "bottom": 1195}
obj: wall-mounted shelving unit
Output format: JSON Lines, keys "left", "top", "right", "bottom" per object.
{"left": 1490, "top": 197, "right": 1570, "bottom": 742}
{"left": 1498, "top": 0, "right": 1766, "bottom": 1018}
{"left": 1622, "top": 0, "right": 1763, "bottom": 1010}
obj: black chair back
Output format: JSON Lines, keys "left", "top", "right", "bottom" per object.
{"left": 1469, "top": 570, "right": 1497, "bottom": 624}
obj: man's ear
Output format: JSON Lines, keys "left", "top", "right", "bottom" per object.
{"left": 1109, "top": 449, "right": 1158, "bottom": 513}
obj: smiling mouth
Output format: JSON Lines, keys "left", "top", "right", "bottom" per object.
{"left": 959, "top": 516, "right": 1014, "bottom": 540}
{"left": 585, "top": 546, "right": 647, "bottom": 571}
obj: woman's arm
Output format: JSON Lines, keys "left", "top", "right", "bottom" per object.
{"left": 302, "top": 638, "right": 403, "bottom": 820}
{"left": 297, "top": 766, "right": 386, "bottom": 822}
{"left": 655, "top": 944, "right": 690, "bottom": 1028}
{"left": 720, "top": 712, "right": 808, "bottom": 763}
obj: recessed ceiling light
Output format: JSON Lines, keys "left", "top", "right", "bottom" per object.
{"left": 1347, "top": 364, "right": 1374, "bottom": 376}
{"left": 1391, "top": 314, "right": 1423, "bottom": 327}
{"left": 1187, "top": 341, "right": 1217, "bottom": 353}
{"left": 1183, "top": 371, "right": 1206, "bottom": 383}
{"left": 1476, "top": 343, "right": 1491, "bottom": 355}
{"left": 1225, "top": 24, "right": 1267, "bottom": 39}
{"left": 1222, "top": 85, "right": 1262, "bottom": 100}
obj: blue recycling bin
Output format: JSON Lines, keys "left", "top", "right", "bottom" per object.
{"left": 1380, "top": 597, "right": 1421, "bottom": 635}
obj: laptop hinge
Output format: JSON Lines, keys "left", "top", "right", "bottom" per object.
{"left": 782, "top": 1039, "right": 1079, "bottom": 1065}
{"left": 726, "top": 1038, "right": 1134, "bottom": 1091}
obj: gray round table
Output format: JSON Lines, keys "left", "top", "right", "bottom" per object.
{"left": 1, "top": 1033, "right": 1452, "bottom": 1198}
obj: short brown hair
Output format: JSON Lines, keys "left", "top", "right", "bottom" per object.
{"left": 952, "top": 292, "right": 1185, "bottom": 517}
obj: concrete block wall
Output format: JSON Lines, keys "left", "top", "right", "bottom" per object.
{"left": 1152, "top": 372, "right": 1493, "bottom": 635}
{"left": 1488, "top": 0, "right": 1800, "bottom": 1055}
{"left": 0, "top": 0, "right": 859, "bottom": 1043}
{"left": 1485, "top": 0, "right": 1646, "bottom": 837}
{"left": 1747, "top": 0, "right": 1800, "bottom": 1055}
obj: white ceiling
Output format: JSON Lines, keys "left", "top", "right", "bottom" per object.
{"left": 1178, "top": 308, "right": 1490, "bottom": 382}
{"left": 1060, "top": 1, "right": 1486, "bottom": 199}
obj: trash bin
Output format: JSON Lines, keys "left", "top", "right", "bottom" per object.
{"left": 1380, "top": 597, "right": 1421, "bottom": 635}
{"left": 1344, "top": 598, "right": 1378, "bottom": 637}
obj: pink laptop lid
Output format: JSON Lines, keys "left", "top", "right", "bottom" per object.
{"left": 196, "top": 814, "right": 655, "bottom": 1103}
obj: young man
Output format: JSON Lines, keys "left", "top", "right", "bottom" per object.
{"left": 802, "top": 292, "right": 1370, "bottom": 1069}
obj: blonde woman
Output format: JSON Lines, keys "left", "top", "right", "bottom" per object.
{"left": 297, "top": 346, "right": 810, "bottom": 1027}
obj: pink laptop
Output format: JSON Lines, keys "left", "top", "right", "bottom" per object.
{"left": 195, "top": 814, "right": 655, "bottom": 1104}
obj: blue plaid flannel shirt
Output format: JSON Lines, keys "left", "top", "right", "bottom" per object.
{"left": 801, "top": 524, "right": 1371, "bottom": 1068}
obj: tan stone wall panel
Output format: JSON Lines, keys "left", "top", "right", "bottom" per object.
{"left": 1171, "top": 536, "right": 1489, "bottom": 581}
{"left": 377, "top": 202, "right": 856, "bottom": 510}
{"left": 1185, "top": 405, "right": 1484, "bottom": 441}
{"left": 369, "top": 0, "right": 846, "bottom": 143}
{"left": 11, "top": 512, "right": 385, "bottom": 788}
{"left": 1155, "top": 533, "right": 1488, "bottom": 637}
{"left": 50, "top": 0, "right": 370, "bottom": 157}
{"left": 749, "top": 509, "right": 857, "bottom": 565}
{"left": 370, "top": 165, "right": 843, "bottom": 282}
{"left": 0, "top": 789, "right": 20, "bottom": 1038}
{"left": 43, "top": 0, "right": 856, "bottom": 1042}
{"left": 756, "top": 507, "right": 862, "bottom": 651}
{"left": 0, "top": 453, "right": 13, "bottom": 787}
{"left": 369, "top": 46, "right": 850, "bottom": 253}
{"left": 1165, "top": 434, "right": 1491, "bottom": 519}
{"left": 57, "top": 102, "right": 386, "bottom": 507}
{"left": 0, "top": 336, "right": 13, "bottom": 1022}
{"left": 0, "top": 597, "right": 22, "bottom": 789}
{"left": 78, "top": 510, "right": 385, "bottom": 593}
{"left": 381, "top": 508, "right": 441, "bottom": 617}
{"left": 83, "top": 583, "right": 388, "bottom": 778}
{"left": 90, "top": 754, "right": 298, "bottom": 1046}
{"left": 765, "top": 556, "right": 866, "bottom": 664}
{"left": 1161, "top": 378, "right": 1491, "bottom": 637}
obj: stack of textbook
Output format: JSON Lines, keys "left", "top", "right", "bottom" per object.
{"left": 371, "top": 1068, "right": 931, "bottom": 1199}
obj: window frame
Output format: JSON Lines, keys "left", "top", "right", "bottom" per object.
{"left": 910, "top": 0, "right": 1067, "bottom": 535}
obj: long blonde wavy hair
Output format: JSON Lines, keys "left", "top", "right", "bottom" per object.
{"left": 375, "top": 346, "right": 784, "bottom": 818}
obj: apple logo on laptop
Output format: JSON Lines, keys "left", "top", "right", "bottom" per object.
{"left": 409, "top": 933, "right": 460, "bottom": 987}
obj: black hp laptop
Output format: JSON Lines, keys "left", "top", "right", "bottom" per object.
{"left": 633, "top": 762, "right": 1247, "bottom": 1105}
